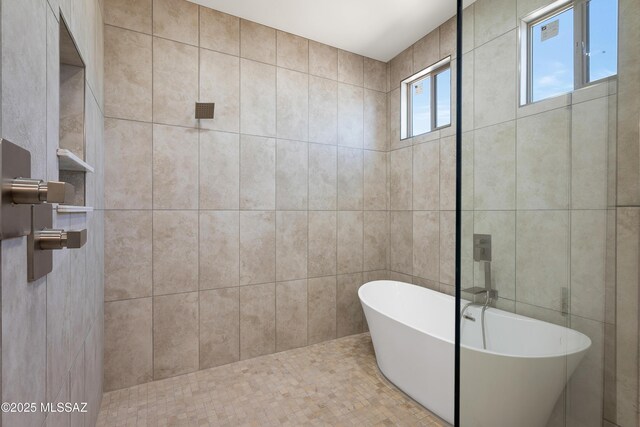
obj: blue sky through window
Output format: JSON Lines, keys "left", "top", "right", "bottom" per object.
{"left": 531, "top": 7, "right": 574, "bottom": 102}
{"left": 588, "top": 0, "right": 618, "bottom": 81}
{"left": 531, "top": 0, "right": 618, "bottom": 102}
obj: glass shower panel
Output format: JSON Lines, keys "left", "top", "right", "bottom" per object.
{"left": 456, "top": 0, "right": 617, "bottom": 426}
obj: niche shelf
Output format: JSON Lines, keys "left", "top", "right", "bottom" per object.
{"left": 57, "top": 148, "right": 94, "bottom": 173}
{"left": 57, "top": 205, "right": 94, "bottom": 214}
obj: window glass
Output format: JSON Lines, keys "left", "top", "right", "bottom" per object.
{"left": 587, "top": 0, "right": 618, "bottom": 82}
{"left": 411, "top": 76, "right": 431, "bottom": 136}
{"left": 531, "top": 7, "right": 574, "bottom": 102}
{"left": 436, "top": 68, "right": 451, "bottom": 128}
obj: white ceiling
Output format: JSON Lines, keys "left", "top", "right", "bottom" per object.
{"left": 189, "top": 0, "right": 468, "bottom": 62}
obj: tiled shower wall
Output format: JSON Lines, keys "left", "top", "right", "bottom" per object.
{"left": 386, "top": 0, "right": 625, "bottom": 426}
{"left": 103, "top": 0, "right": 389, "bottom": 391}
{"left": 1, "top": 0, "right": 105, "bottom": 426}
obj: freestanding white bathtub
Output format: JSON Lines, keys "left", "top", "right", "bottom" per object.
{"left": 359, "top": 280, "right": 591, "bottom": 427}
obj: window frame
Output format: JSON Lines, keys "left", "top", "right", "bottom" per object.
{"left": 401, "top": 57, "right": 451, "bottom": 140}
{"left": 519, "top": 0, "right": 616, "bottom": 105}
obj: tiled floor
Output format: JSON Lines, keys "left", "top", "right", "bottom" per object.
{"left": 97, "top": 333, "right": 449, "bottom": 426}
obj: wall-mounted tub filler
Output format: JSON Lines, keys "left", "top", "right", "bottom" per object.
{"left": 461, "top": 234, "right": 497, "bottom": 349}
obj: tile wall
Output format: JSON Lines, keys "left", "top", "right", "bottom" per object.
{"left": 1, "top": 0, "right": 105, "bottom": 426}
{"left": 103, "top": 0, "right": 388, "bottom": 391}
{"left": 386, "top": 1, "right": 618, "bottom": 426}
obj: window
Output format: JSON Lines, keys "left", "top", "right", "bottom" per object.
{"left": 521, "top": 0, "right": 618, "bottom": 104}
{"left": 401, "top": 58, "right": 451, "bottom": 139}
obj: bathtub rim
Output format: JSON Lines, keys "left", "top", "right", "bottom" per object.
{"left": 359, "top": 280, "right": 591, "bottom": 360}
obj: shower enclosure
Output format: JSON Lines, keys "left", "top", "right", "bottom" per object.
{"left": 454, "top": 0, "right": 636, "bottom": 425}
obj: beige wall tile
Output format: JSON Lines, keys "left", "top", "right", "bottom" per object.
{"left": 104, "top": 118, "right": 152, "bottom": 209}
{"left": 105, "top": 211, "right": 152, "bottom": 301}
{"left": 309, "top": 143, "right": 337, "bottom": 210}
{"left": 200, "top": 288, "right": 240, "bottom": 369}
{"left": 616, "top": 208, "right": 640, "bottom": 426}
{"left": 413, "top": 141, "right": 440, "bottom": 210}
{"left": 199, "top": 130, "right": 239, "bottom": 209}
{"left": 240, "top": 19, "right": 276, "bottom": 64}
{"left": 337, "top": 211, "right": 364, "bottom": 274}
{"left": 199, "top": 211, "right": 240, "bottom": 289}
{"left": 1, "top": 238, "right": 46, "bottom": 427}
{"left": 616, "top": 0, "right": 640, "bottom": 207}
{"left": 364, "top": 57, "right": 387, "bottom": 92}
{"left": 364, "top": 150, "right": 387, "bottom": 210}
{"left": 473, "top": 210, "right": 516, "bottom": 299}
{"left": 240, "top": 283, "right": 276, "bottom": 359}
{"left": 413, "top": 30, "right": 440, "bottom": 72}
{"left": 474, "top": 0, "right": 516, "bottom": 47}
{"left": 152, "top": 124, "right": 199, "bottom": 209}
{"left": 104, "top": 26, "right": 152, "bottom": 121}
{"left": 517, "top": 0, "right": 553, "bottom": 18}
{"left": 308, "top": 211, "right": 337, "bottom": 277}
{"left": 276, "top": 280, "right": 308, "bottom": 351}
{"left": 474, "top": 121, "right": 516, "bottom": 210}
{"left": 200, "top": 8, "right": 239, "bottom": 55}
{"left": 439, "top": 136, "right": 456, "bottom": 211}
{"left": 517, "top": 108, "right": 570, "bottom": 209}
{"left": 389, "top": 147, "right": 412, "bottom": 210}
{"left": 389, "top": 211, "right": 413, "bottom": 275}
{"left": 240, "top": 211, "right": 276, "bottom": 285}
{"left": 364, "top": 89, "right": 387, "bottom": 151}
{"left": 240, "top": 59, "right": 276, "bottom": 136}
{"left": 153, "top": 0, "right": 198, "bottom": 45}
{"left": 461, "top": 52, "right": 474, "bottom": 132}
{"left": 440, "top": 16, "right": 456, "bottom": 59}
{"left": 338, "top": 50, "right": 364, "bottom": 86}
{"left": 240, "top": 135, "right": 276, "bottom": 209}
{"left": 389, "top": 46, "right": 413, "bottom": 90}
{"left": 309, "top": 76, "right": 338, "bottom": 145}
{"left": 277, "top": 68, "right": 309, "bottom": 141}
{"left": 309, "top": 40, "right": 337, "bottom": 80}
{"left": 276, "top": 211, "right": 308, "bottom": 281}
{"left": 277, "top": 139, "right": 308, "bottom": 210}
{"left": 474, "top": 30, "right": 516, "bottom": 128}
{"left": 153, "top": 37, "right": 198, "bottom": 127}
{"left": 105, "top": 0, "right": 152, "bottom": 33}
{"left": 104, "top": 298, "right": 152, "bottom": 391}
{"left": 364, "top": 211, "right": 388, "bottom": 271}
{"left": 439, "top": 211, "right": 455, "bottom": 286}
{"left": 571, "top": 210, "right": 606, "bottom": 322}
{"left": 277, "top": 31, "right": 308, "bottom": 72}
{"left": 413, "top": 211, "right": 439, "bottom": 281}
{"left": 337, "top": 147, "right": 363, "bottom": 210}
{"left": 153, "top": 292, "right": 199, "bottom": 379}
{"left": 462, "top": 132, "right": 475, "bottom": 210}
{"left": 567, "top": 316, "right": 605, "bottom": 427}
{"left": 572, "top": 97, "right": 609, "bottom": 209}
{"left": 199, "top": 49, "right": 240, "bottom": 132}
{"left": 516, "top": 210, "right": 569, "bottom": 311}
{"left": 389, "top": 88, "right": 402, "bottom": 148}
{"left": 338, "top": 83, "right": 364, "bottom": 148}
{"left": 153, "top": 211, "right": 198, "bottom": 295}
{"left": 308, "top": 276, "right": 337, "bottom": 344}
{"left": 337, "top": 273, "right": 363, "bottom": 337}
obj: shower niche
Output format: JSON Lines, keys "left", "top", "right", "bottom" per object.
{"left": 57, "top": 17, "right": 94, "bottom": 213}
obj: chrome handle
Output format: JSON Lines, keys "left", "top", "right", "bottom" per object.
{"left": 36, "top": 229, "right": 87, "bottom": 250}
{"left": 9, "top": 178, "right": 74, "bottom": 204}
